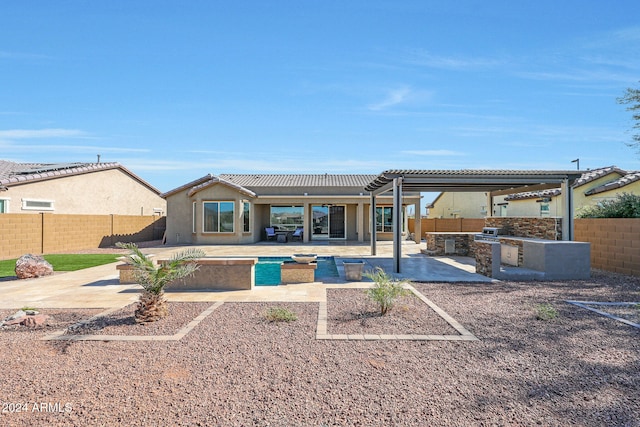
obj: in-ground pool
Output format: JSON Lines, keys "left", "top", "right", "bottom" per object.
{"left": 255, "top": 256, "right": 339, "bottom": 286}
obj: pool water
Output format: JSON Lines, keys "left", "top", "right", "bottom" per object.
{"left": 255, "top": 256, "right": 339, "bottom": 286}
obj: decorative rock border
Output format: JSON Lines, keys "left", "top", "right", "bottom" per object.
{"left": 42, "top": 302, "right": 224, "bottom": 341}
{"left": 317, "top": 284, "right": 479, "bottom": 341}
{"left": 566, "top": 300, "right": 640, "bottom": 329}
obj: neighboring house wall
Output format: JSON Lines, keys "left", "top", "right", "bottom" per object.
{"left": 493, "top": 194, "right": 563, "bottom": 217}
{"left": 1, "top": 167, "right": 166, "bottom": 215}
{"left": 427, "top": 192, "right": 487, "bottom": 218}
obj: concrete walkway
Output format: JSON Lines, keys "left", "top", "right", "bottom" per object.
{"left": 0, "top": 241, "right": 492, "bottom": 309}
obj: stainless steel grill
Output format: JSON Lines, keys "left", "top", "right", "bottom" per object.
{"left": 474, "top": 227, "right": 504, "bottom": 242}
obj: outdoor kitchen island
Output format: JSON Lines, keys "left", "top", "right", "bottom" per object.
{"left": 474, "top": 235, "right": 591, "bottom": 280}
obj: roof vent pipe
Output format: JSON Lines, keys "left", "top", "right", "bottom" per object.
{"left": 97, "top": 154, "right": 101, "bottom": 164}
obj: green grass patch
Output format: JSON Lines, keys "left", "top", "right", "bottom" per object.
{"left": 263, "top": 307, "right": 298, "bottom": 322}
{"left": 535, "top": 303, "right": 559, "bottom": 321}
{"left": 0, "top": 254, "right": 121, "bottom": 278}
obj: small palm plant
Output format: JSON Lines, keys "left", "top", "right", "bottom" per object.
{"left": 117, "top": 242, "right": 205, "bottom": 323}
{"left": 364, "top": 267, "right": 410, "bottom": 315}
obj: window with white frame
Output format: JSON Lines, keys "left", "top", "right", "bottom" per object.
{"left": 243, "top": 201, "right": 251, "bottom": 233}
{"left": 0, "top": 198, "right": 8, "bottom": 213}
{"left": 192, "top": 202, "right": 196, "bottom": 233}
{"left": 203, "top": 201, "right": 234, "bottom": 233}
{"left": 22, "top": 199, "right": 54, "bottom": 211}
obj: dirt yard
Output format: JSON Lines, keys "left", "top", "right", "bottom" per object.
{"left": 1, "top": 270, "right": 639, "bottom": 426}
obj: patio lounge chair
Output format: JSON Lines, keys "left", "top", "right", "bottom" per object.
{"left": 291, "top": 227, "right": 303, "bottom": 241}
{"left": 265, "top": 227, "right": 277, "bottom": 241}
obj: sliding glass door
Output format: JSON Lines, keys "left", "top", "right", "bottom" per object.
{"left": 311, "top": 205, "right": 345, "bottom": 240}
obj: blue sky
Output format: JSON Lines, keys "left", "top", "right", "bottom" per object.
{"left": 2, "top": 1, "right": 640, "bottom": 194}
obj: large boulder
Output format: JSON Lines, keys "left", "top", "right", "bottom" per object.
{"left": 15, "top": 254, "right": 54, "bottom": 279}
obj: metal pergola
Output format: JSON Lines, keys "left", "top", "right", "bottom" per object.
{"left": 364, "top": 169, "right": 585, "bottom": 273}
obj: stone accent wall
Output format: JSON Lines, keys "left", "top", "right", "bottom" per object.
{"left": 485, "top": 217, "right": 562, "bottom": 240}
{"left": 474, "top": 241, "right": 495, "bottom": 277}
{"left": 425, "top": 233, "right": 476, "bottom": 256}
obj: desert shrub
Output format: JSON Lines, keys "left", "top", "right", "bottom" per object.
{"left": 264, "top": 307, "right": 298, "bottom": 322}
{"left": 364, "top": 267, "right": 410, "bottom": 315}
{"left": 577, "top": 192, "right": 640, "bottom": 218}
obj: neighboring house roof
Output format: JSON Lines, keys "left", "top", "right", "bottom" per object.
{"left": 504, "top": 188, "right": 562, "bottom": 201}
{"left": 219, "top": 174, "right": 377, "bottom": 188}
{"left": 500, "top": 166, "right": 637, "bottom": 200}
{"left": 572, "top": 165, "right": 626, "bottom": 188}
{"left": 0, "top": 160, "right": 161, "bottom": 194}
{"left": 584, "top": 171, "right": 640, "bottom": 196}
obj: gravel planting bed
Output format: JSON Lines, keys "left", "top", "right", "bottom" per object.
{"left": 66, "top": 302, "right": 214, "bottom": 336}
{"left": 326, "top": 287, "right": 459, "bottom": 335}
{"left": 1, "top": 270, "right": 639, "bottom": 426}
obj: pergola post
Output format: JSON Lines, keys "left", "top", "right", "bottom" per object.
{"left": 370, "top": 193, "right": 377, "bottom": 255}
{"left": 393, "top": 177, "right": 402, "bottom": 273}
{"left": 561, "top": 178, "right": 574, "bottom": 241}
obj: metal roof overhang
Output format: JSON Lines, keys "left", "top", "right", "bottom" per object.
{"left": 365, "top": 169, "right": 585, "bottom": 195}
{"left": 365, "top": 169, "right": 586, "bottom": 274}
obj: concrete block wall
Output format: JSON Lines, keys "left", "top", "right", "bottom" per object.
{"left": 410, "top": 218, "right": 484, "bottom": 234}
{"left": 0, "top": 214, "right": 43, "bottom": 260}
{"left": 0, "top": 214, "right": 166, "bottom": 260}
{"left": 574, "top": 218, "right": 640, "bottom": 276}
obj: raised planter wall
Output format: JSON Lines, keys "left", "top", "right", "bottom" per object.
{"left": 161, "top": 258, "right": 257, "bottom": 291}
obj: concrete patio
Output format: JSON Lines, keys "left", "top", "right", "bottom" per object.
{"left": 0, "top": 241, "right": 492, "bottom": 310}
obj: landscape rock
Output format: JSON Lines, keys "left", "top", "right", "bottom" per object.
{"left": 21, "top": 314, "right": 50, "bottom": 327}
{"left": 1, "top": 312, "right": 50, "bottom": 327}
{"left": 15, "top": 254, "right": 54, "bottom": 279}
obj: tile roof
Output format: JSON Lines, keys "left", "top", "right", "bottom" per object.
{"left": 585, "top": 171, "right": 640, "bottom": 195}
{"left": 219, "top": 174, "right": 377, "bottom": 188}
{"left": 187, "top": 176, "right": 257, "bottom": 198}
{"left": 0, "top": 160, "right": 161, "bottom": 193}
{"left": 572, "top": 166, "right": 626, "bottom": 188}
{"left": 504, "top": 188, "right": 562, "bottom": 201}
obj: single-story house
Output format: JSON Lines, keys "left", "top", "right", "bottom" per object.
{"left": 162, "top": 173, "right": 421, "bottom": 245}
{"left": 425, "top": 166, "right": 639, "bottom": 218}
{"left": 0, "top": 160, "right": 166, "bottom": 215}
{"left": 426, "top": 191, "right": 488, "bottom": 218}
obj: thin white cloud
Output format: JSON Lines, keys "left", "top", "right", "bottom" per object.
{"left": 0, "top": 50, "right": 50, "bottom": 60}
{"left": 0, "top": 128, "right": 89, "bottom": 139}
{"left": 368, "top": 86, "right": 412, "bottom": 111}
{"left": 401, "top": 49, "right": 505, "bottom": 70}
{"left": 367, "top": 86, "right": 433, "bottom": 112}
{"left": 0, "top": 142, "right": 149, "bottom": 154}
{"left": 401, "top": 150, "right": 466, "bottom": 156}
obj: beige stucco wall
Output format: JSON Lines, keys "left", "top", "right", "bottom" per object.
{"left": 164, "top": 182, "right": 420, "bottom": 244}
{"left": 0, "top": 169, "right": 165, "bottom": 215}
{"left": 492, "top": 194, "right": 563, "bottom": 217}
{"left": 427, "top": 192, "right": 487, "bottom": 219}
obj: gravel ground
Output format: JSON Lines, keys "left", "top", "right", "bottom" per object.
{"left": 1, "top": 270, "right": 639, "bottom": 426}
